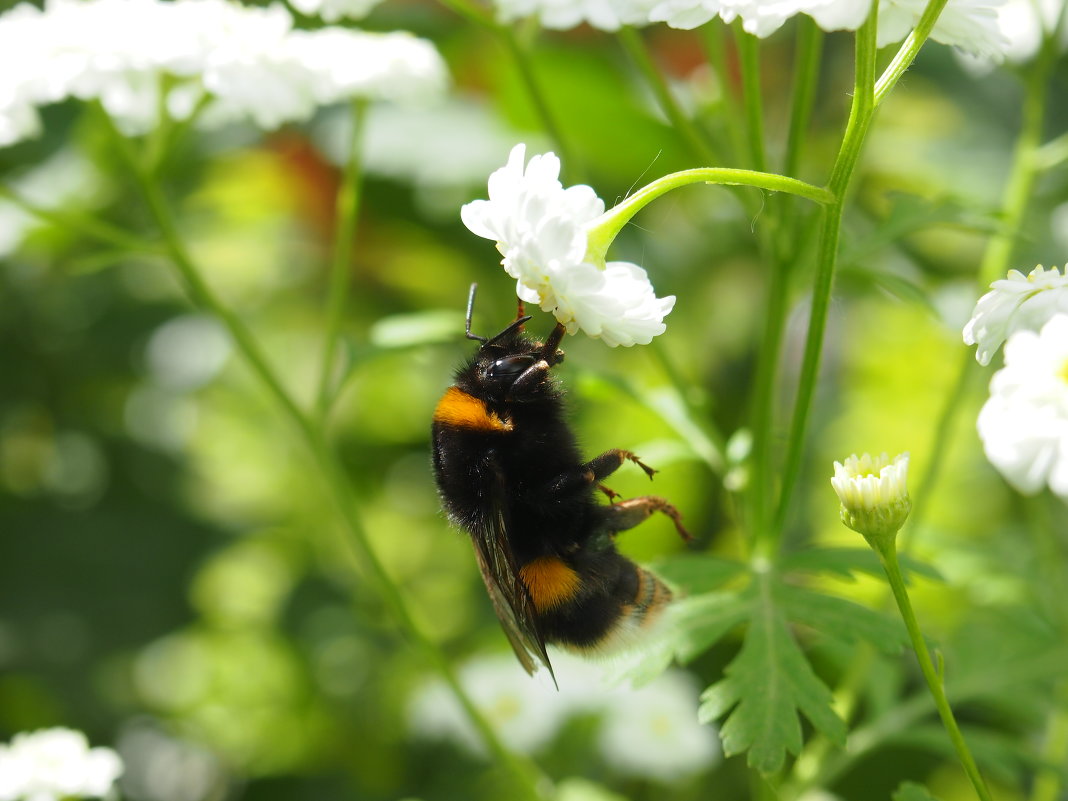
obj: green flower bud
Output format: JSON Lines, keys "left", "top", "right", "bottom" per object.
{"left": 830, "top": 452, "right": 911, "bottom": 554}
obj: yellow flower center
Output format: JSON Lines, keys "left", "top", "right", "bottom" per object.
{"left": 1059, "top": 357, "right": 1068, "bottom": 385}
{"left": 489, "top": 694, "right": 521, "bottom": 722}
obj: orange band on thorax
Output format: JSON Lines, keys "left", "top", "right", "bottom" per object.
{"left": 433, "top": 386, "right": 514, "bottom": 433}
{"left": 519, "top": 556, "right": 581, "bottom": 612}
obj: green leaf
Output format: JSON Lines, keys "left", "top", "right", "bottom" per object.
{"left": 650, "top": 554, "right": 747, "bottom": 594}
{"left": 778, "top": 584, "right": 906, "bottom": 654}
{"left": 781, "top": 547, "right": 941, "bottom": 582}
{"left": 698, "top": 579, "right": 846, "bottom": 774}
{"left": 892, "top": 781, "right": 942, "bottom": 801}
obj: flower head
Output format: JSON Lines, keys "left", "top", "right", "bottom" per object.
{"left": 831, "top": 452, "right": 912, "bottom": 551}
{"left": 977, "top": 314, "right": 1068, "bottom": 499}
{"left": 963, "top": 265, "right": 1068, "bottom": 365}
{"left": 287, "top": 0, "right": 383, "bottom": 22}
{"left": 461, "top": 144, "right": 676, "bottom": 347}
{"left": 492, "top": 0, "right": 661, "bottom": 31}
{"left": 0, "top": 727, "right": 123, "bottom": 801}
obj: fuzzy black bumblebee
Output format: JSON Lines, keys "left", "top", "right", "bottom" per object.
{"left": 431, "top": 285, "right": 690, "bottom": 682}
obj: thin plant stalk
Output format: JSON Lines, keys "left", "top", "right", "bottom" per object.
{"left": 617, "top": 25, "right": 720, "bottom": 165}
{"left": 316, "top": 99, "right": 368, "bottom": 421}
{"left": 782, "top": 18, "right": 823, "bottom": 180}
{"left": 877, "top": 546, "right": 995, "bottom": 801}
{"left": 733, "top": 23, "right": 767, "bottom": 173}
{"left": 95, "top": 106, "right": 548, "bottom": 801}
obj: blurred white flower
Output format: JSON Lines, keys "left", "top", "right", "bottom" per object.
{"left": 596, "top": 669, "right": 719, "bottom": 782}
{"left": 0, "top": 0, "right": 447, "bottom": 147}
{"left": 958, "top": 0, "right": 1068, "bottom": 69}
{"left": 879, "top": 0, "right": 1008, "bottom": 59}
{"left": 287, "top": 0, "right": 383, "bottom": 22}
{"left": 461, "top": 144, "right": 676, "bottom": 346}
{"left": 648, "top": 0, "right": 1006, "bottom": 57}
{"left": 649, "top": 0, "right": 871, "bottom": 36}
{"left": 0, "top": 727, "right": 122, "bottom": 801}
{"left": 407, "top": 652, "right": 574, "bottom": 756}
{"left": 493, "top": 0, "right": 660, "bottom": 30}
{"left": 831, "top": 452, "right": 912, "bottom": 547}
{"left": 977, "top": 314, "right": 1068, "bottom": 498}
{"left": 963, "top": 265, "right": 1068, "bottom": 366}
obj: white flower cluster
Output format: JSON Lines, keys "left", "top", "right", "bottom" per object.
{"left": 0, "top": 0, "right": 447, "bottom": 148}
{"left": 408, "top": 652, "right": 719, "bottom": 782}
{"left": 462, "top": 144, "right": 676, "bottom": 347}
{"left": 964, "top": 265, "right": 1068, "bottom": 500}
{"left": 490, "top": 0, "right": 1009, "bottom": 58}
{"left": 0, "top": 728, "right": 122, "bottom": 801}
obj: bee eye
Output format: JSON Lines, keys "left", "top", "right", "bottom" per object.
{"left": 488, "top": 355, "right": 534, "bottom": 380}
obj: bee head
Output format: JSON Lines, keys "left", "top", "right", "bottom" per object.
{"left": 460, "top": 285, "right": 565, "bottom": 404}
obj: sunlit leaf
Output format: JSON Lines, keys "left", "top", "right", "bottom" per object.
{"left": 782, "top": 547, "right": 941, "bottom": 582}
{"left": 651, "top": 554, "right": 746, "bottom": 594}
{"left": 779, "top": 584, "right": 906, "bottom": 653}
{"left": 892, "top": 781, "right": 942, "bottom": 801}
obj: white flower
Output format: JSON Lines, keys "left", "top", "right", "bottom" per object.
{"left": 977, "top": 314, "right": 1068, "bottom": 498}
{"left": 0, "top": 0, "right": 447, "bottom": 146}
{"left": 648, "top": 0, "right": 1006, "bottom": 57}
{"left": 957, "top": 0, "right": 1068, "bottom": 71}
{"left": 407, "top": 653, "right": 575, "bottom": 756}
{"left": 596, "top": 670, "right": 719, "bottom": 782}
{"left": 0, "top": 727, "right": 122, "bottom": 801}
{"left": 493, "top": 0, "right": 661, "bottom": 30}
{"left": 963, "top": 265, "right": 1068, "bottom": 366}
{"left": 461, "top": 144, "right": 676, "bottom": 346}
{"left": 831, "top": 452, "right": 912, "bottom": 547}
{"left": 287, "top": 0, "right": 383, "bottom": 22}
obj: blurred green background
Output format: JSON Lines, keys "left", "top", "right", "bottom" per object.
{"left": 1, "top": 1, "right": 1067, "bottom": 799}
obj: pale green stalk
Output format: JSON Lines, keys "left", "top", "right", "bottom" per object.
{"left": 782, "top": 18, "right": 824, "bottom": 180}
{"left": 0, "top": 184, "right": 161, "bottom": 255}
{"left": 733, "top": 24, "right": 767, "bottom": 173}
{"left": 769, "top": 11, "right": 878, "bottom": 548}
{"left": 316, "top": 99, "right": 368, "bottom": 421}
{"left": 877, "top": 546, "right": 994, "bottom": 801}
{"left": 94, "top": 106, "right": 548, "bottom": 801}
{"left": 617, "top": 25, "right": 720, "bottom": 165}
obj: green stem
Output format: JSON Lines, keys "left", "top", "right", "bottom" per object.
{"left": 873, "top": 0, "right": 951, "bottom": 106}
{"left": 701, "top": 24, "right": 750, "bottom": 173}
{"left": 1031, "top": 683, "right": 1068, "bottom": 801}
{"left": 782, "top": 18, "right": 824, "bottom": 180}
{"left": 617, "top": 25, "right": 719, "bottom": 165}
{"left": 977, "top": 32, "right": 1057, "bottom": 287}
{"left": 770, "top": 12, "right": 878, "bottom": 549}
{"left": 0, "top": 184, "right": 161, "bottom": 255}
{"left": 316, "top": 99, "right": 368, "bottom": 421}
{"left": 500, "top": 25, "right": 578, "bottom": 176}
{"left": 878, "top": 546, "right": 994, "bottom": 801}
{"left": 733, "top": 23, "right": 767, "bottom": 173}
{"left": 586, "top": 167, "right": 832, "bottom": 262}
{"left": 97, "top": 107, "right": 547, "bottom": 800}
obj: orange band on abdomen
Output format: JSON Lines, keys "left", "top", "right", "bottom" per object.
{"left": 520, "top": 556, "right": 581, "bottom": 612}
{"left": 433, "top": 386, "right": 513, "bottom": 433}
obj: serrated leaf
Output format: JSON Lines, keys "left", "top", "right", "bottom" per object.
{"left": 778, "top": 584, "right": 906, "bottom": 654}
{"left": 651, "top": 554, "right": 747, "bottom": 594}
{"left": 782, "top": 547, "right": 941, "bottom": 582}
{"left": 698, "top": 580, "right": 846, "bottom": 774}
{"left": 893, "top": 781, "right": 942, "bottom": 801}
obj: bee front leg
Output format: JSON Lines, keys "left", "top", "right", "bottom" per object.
{"left": 595, "top": 496, "right": 693, "bottom": 542}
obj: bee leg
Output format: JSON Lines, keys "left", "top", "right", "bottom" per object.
{"left": 546, "top": 449, "right": 649, "bottom": 495}
{"left": 597, "top": 484, "right": 621, "bottom": 503}
{"left": 595, "top": 496, "right": 693, "bottom": 543}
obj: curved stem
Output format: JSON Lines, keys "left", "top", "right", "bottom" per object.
{"left": 617, "top": 25, "right": 720, "bottom": 165}
{"left": 316, "top": 99, "right": 368, "bottom": 421}
{"left": 878, "top": 547, "right": 994, "bottom": 801}
{"left": 587, "top": 167, "right": 832, "bottom": 263}
{"left": 97, "top": 107, "right": 548, "bottom": 800}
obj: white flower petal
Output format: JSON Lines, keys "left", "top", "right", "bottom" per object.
{"left": 963, "top": 265, "right": 1068, "bottom": 365}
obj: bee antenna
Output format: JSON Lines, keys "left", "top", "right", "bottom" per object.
{"left": 484, "top": 315, "right": 533, "bottom": 347}
{"left": 465, "top": 283, "right": 488, "bottom": 342}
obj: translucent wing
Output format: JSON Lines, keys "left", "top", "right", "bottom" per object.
{"left": 469, "top": 455, "right": 556, "bottom": 686}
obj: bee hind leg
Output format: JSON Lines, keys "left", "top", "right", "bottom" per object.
{"left": 595, "top": 496, "right": 693, "bottom": 542}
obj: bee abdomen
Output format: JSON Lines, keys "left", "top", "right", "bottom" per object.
{"left": 621, "top": 565, "right": 673, "bottom": 628}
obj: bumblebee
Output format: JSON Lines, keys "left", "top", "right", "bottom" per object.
{"left": 431, "top": 285, "right": 690, "bottom": 682}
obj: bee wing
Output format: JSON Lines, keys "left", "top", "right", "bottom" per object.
{"left": 469, "top": 457, "right": 557, "bottom": 686}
